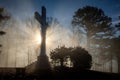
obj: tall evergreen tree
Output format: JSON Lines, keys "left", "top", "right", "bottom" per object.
{"left": 72, "top": 6, "right": 112, "bottom": 51}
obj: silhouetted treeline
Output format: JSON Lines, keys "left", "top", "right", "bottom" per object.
{"left": 50, "top": 46, "right": 92, "bottom": 70}
{"left": 0, "top": 7, "right": 8, "bottom": 57}
{"left": 72, "top": 6, "right": 120, "bottom": 73}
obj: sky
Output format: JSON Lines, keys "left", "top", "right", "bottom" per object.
{"left": 0, "top": 0, "right": 120, "bottom": 26}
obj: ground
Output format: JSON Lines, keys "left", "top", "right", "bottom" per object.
{"left": 0, "top": 68, "right": 120, "bottom": 80}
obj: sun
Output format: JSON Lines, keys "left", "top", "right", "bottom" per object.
{"left": 35, "top": 34, "right": 41, "bottom": 45}
{"left": 34, "top": 32, "right": 51, "bottom": 46}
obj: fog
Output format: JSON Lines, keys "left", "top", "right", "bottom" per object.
{"left": 0, "top": 13, "right": 86, "bottom": 67}
{"left": 0, "top": 0, "right": 119, "bottom": 73}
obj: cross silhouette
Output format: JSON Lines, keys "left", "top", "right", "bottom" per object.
{"left": 34, "top": 6, "right": 50, "bottom": 71}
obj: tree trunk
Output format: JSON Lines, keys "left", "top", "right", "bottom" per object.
{"left": 118, "top": 58, "right": 120, "bottom": 73}
{"left": 87, "top": 33, "right": 90, "bottom": 51}
{"left": 110, "top": 53, "right": 113, "bottom": 72}
{"left": 60, "top": 59, "right": 64, "bottom": 67}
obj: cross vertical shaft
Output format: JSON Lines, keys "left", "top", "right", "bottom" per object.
{"left": 40, "top": 6, "right": 46, "bottom": 56}
{"left": 34, "top": 6, "right": 50, "bottom": 71}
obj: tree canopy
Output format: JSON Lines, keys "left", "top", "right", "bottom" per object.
{"left": 72, "top": 6, "right": 112, "bottom": 50}
{"left": 0, "top": 7, "right": 9, "bottom": 57}
{"left": 50, "top": 46, "right": 70, "bottom": 67}
{"left": 50, "top": 46, "right": 92, "bottom": 70}
{"left": 70, "top": 47, "right": 92, "bottom": 69}
{"left": 0, "top": 8, "right": 10, "bottom": 22}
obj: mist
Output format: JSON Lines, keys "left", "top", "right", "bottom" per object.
{"left": 0, "top": 11, "right": 86, "bottom": 68}
{"left": 0, "top": 17, "right": 40, "bottom": 67}
{"left": 0, "top": 0, "right": 119, "bottom": 73}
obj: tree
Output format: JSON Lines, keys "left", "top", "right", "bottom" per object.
{"left": 109, "top": 37, "right": 120, "bottom": 72}
{"left": 0, "top": 31, "right": 6, "bottom": 35}
{"left": 50, "top": 46, "right": 70, "bottom": 67}
{"left": 50, "top": 46, "right": 92, "bottom": 70}
{"left": 0, "top": 8, "right": 10, "bottom": 22}
{"left": 0, "top": 7, "right": 9, "bottom": 37}
{"left": 0, "top": 31, "right": 6, "bottom": 55}
{"left": 47, "top": 17, "right": 59, "bottom": 26}
{"left": 115, "top": 16, "right": 120, "bottom": 30}
{"left": 0, "top": 7, "right": 9, "bottom": 62}
{"left": 109, "top": 17, "right": 120, "bottom": 72}
{"left": 70, "top": 47, "right": 92, "bottom": 70}
{"left": 109, "top": 16, "right": 120, "bottom": 72}
{"left": 72, "top": 6, "right": 112, "bottom": 51}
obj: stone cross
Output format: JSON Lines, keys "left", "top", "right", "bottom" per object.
{"left": 35, "top": 6, "right": 47, "bottom": 56}
{"left": 34, "top": 6, "right": 50, "bottom": 71}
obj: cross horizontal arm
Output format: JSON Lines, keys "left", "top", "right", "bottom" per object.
{"left": 34, "top": 12, "right": 44, "bottom": 25}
